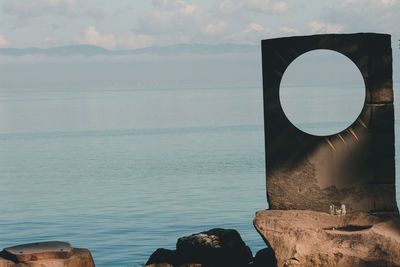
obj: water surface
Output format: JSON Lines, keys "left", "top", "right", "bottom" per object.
{"left": 0, "top": 85, "right": 399, "bottom": 266}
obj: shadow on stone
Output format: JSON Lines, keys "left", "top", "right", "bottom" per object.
{"left": 145, "top": 248, "right": 177, "bottom": 267}
{"left": 322, "top": 225, "right": 372, "bottom": 231}
{"left": 253, "top": 248, "right": 277, "bottom": 267}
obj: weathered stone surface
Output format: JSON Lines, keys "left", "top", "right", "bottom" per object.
{"left": 0, "top": 242, "right": 95, "bottom": 267}
{"left": 145, "top": 228, "right": 253, "bottom": 267}
{"left": 176, "top": 228, "right": 253, "bottom": 267}
{"left": 253, "top": 210, "right": 400, "bottom": 267}
{"left": 2, "top": 241, "right": 73, "bottom": 263}
{"left": 262, "top": 33, "right": 397, "bottom": 212}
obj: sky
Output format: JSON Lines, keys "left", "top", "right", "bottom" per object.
{"left": 0, "top": 0, "right": 399, "bottom": 49}
{"left": 0, "top": 0, "right": 399, "bottom": 90}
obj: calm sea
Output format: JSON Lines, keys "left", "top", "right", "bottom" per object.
{"left": 0, "top": 86, "right": 399, "bottom": 266}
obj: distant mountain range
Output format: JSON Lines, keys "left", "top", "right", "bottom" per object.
{"left": 0, "top": 43, "right": 259, "bottom": 56}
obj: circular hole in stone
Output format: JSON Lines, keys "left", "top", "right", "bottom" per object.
{"left": 279, "top": 49, "right": 366, "bottom": 136}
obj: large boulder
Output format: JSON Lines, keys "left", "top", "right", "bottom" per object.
{"left": 145, "top": 228, "right": 253, "bottom": 267}
{"left": 176, "top": 228, "right": 253, "bottom": 266}
{"left": 253, "top": 210, "right": 400, "bottom": 267}
{"left": 0, "top": 241, "right": 95, "bottom": 267}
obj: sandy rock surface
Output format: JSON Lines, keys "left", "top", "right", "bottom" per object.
{"left": 0, "top": 242, "right": 95, "bottom": 267}
{"left": 254, "top": 210, "right": 400, "bottom": 267}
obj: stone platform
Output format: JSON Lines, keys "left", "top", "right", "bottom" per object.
{"left": 0, "top": 241, "right": 95, "bottom": 267}
{"left": 254, "top": 210, "right": 400, "bottom": 267}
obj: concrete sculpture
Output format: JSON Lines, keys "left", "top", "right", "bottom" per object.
{"left": 254, "top": 33, "right": 400, "bottom": 266}
{"left": 262, "top": 33, "right": 397, "bottom": 212}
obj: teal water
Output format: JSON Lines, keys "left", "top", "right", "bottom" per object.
{"left": 0, "top": 87, "right": 266, "bottom": 266}
{"left": 0, "top": 86, "right": 399, "bottom": 266}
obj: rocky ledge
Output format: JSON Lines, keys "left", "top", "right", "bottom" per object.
{"left": 253, "top": 210, "right": 400, "bottom": 267}
{"left": 0, "top": 241, "right": 95, "bottom": 267}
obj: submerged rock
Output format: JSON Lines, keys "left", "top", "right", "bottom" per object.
{"left": 0, "top": 241, "right": 95, "bottom": 267}
{"left": 253, "top": 210, "right": 400, "bottom": 267}
{"left": 145, "top": 228, "right": 253, "bottom": 267}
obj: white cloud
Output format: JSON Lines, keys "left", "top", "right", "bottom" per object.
{"left": 323, "top": 0, "right": 400, "bottom": 35}
{"left": 135, "top": 0, "right": 239, "bottom": 44}
{"left": 0, "top": 34, "right": 9, "bottom": 47}
{"left": 3, "top": 0, "right": 78, "bottom": 18}
{"left": 246, "top": 0, "right": 289, "bottom": 13}
{"left": 137, "top": 0, "right": 206, "bottom": 35}
{"left": 237, "top": 22, "right": 269, "bottom": 43}
{"left": 2, "top": 0, "right": 104, "bottom": 25}
{"left": 342, "top": 0, "right": 396, "bottom": 7}
{"left": 308, "top": 21, "right": 343, "bottom": 34}
{"left": 135, "top": 0, "right": 276, "bottom": 44}
{"left": 77, "top": 26, "right": 155, "bottom": 50}
{"left": 201, "top": 21, "right": 229, "bottom": 36}
{"left": 380, "top": 0, "right": 396, "bottom": 6}
{"left": 279, "top": 26, "right": 298, "bottom": 34}
{"left": 78, "top": 26, "right": 116, "bottom": 49}
{"left": 218, "top": 0, "right": 289, "bottom": 14}
{"left": 2, "top": 0, "right": 294, "bottom": 48}
{"left": 218, "top": 0, "right": 241, "bottom": 14}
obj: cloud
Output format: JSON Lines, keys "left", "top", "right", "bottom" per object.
{"left": 135, "top": 0, "right": 275, "bottom": 44}
{"left": 323, "top": 0, "right": 400, "bottom": 35}
{"left": 380, "top": 0, "right": 396, "bottom": 6}
{"left": 135, "top": 0, "right": 237, "bottom": 44}
{"left": 77, "top": 26, "right": 155, "bottom": 50}
{"left": 341, "top": 0, "right": 396, "bottom": 7}
{"left": 218, "top": 0, "right": 290, "bottom": 14}
{"left": 201, "top": 21, "right": 230, "bottom": 36}
{"left": 246, "top": 0, "right": 289, "bottom": 13}
{"left": 78, "top": 26, "right": 116, "bottom": 49}
{"left": 279, "top": 27, "right": 299, "bottom": 35}
{"left": 137, "top": 0, "right": 206, "bottom": 35}
{"left": 3, "top": 0, "right": 78, "bottom": 18}
{"left": 0, "top": 34, "right": 9, "bottom": 47}
{"left": 229, "top": 22, "right": 270, "bottom": 43}
{"left": 1, "top": 0, "right": 294, "bottom": 48}
{"left": 308, "top": 21, "right": 343, "bottom": 34}
{"left": 2, "top": 0, "right": 104, "bottom": 26}
{"left": 218, "top": 0, "right": 242, "bottom": 14}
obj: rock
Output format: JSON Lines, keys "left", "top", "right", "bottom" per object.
{"left": 145, "top": 248, "right": 177, "bottom": 267}
{"left": 253, "top": 210, "right": 400, "bottom": 267}
{"left": 176, "top": 228, "right": 253, "bottom": 266}
{"left": 145, "top": 228, "right": 253, "bottom": 267}
{"left": 253, "top": 248, "right": 277, "bottom": 267}
{"left": 0, "top": 241, "right": 95, "bottom": 267}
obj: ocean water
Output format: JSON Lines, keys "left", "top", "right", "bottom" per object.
{"left": 0, "top": 87, "right": 266, "bottom": 266}
{"left": 0, "top": 86, "right": 399, "bottom": 266}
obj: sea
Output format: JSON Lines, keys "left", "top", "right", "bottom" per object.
{"left": 0, "top": 85, "right": 399, "bottom": 266}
